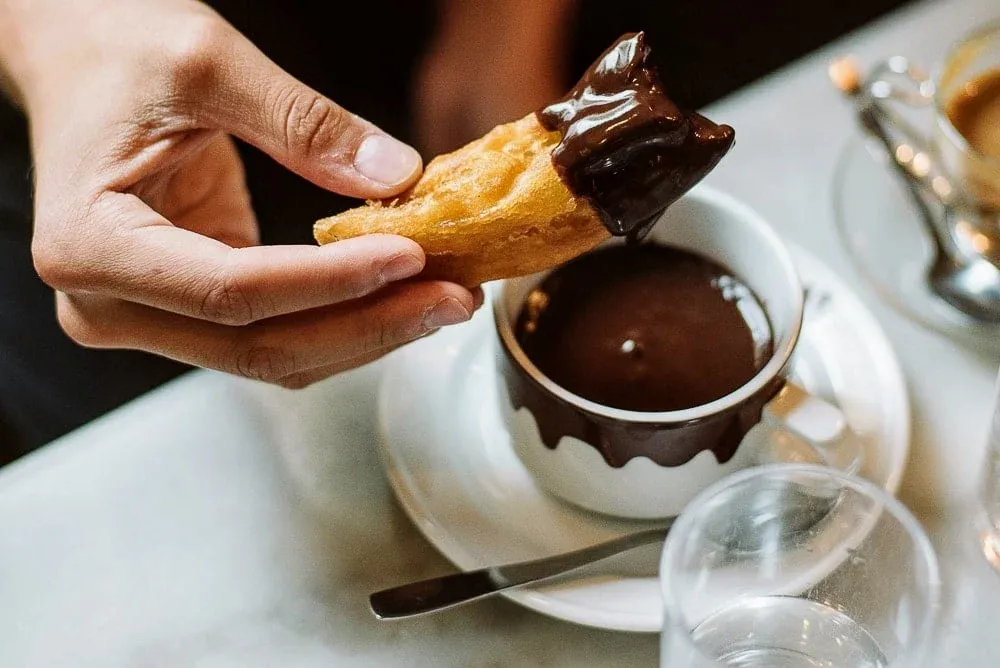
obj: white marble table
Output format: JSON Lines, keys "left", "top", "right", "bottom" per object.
{"left": 3, "top": 1, "right": 1000, "bottom": 665}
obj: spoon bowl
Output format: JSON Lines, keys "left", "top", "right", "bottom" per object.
{"left": 930, "top": 248, "right": 1000, "bottom": 323}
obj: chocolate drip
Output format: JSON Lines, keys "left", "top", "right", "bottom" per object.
{"left": 536, "top": 32, "right": 735, "bottom": 240}
{"left": 499, "top": 341, "right": 784, "bottom": 468}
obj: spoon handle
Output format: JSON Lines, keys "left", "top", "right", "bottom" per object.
{"left": 369, "top": 524, "right": 672, "bottom": 619}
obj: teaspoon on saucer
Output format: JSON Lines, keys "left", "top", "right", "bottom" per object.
{"left": 369, "top": 525, "right": 672, "bottom": 620}
{"left": 370, "top": 482, "right": 840, "bottom": 619}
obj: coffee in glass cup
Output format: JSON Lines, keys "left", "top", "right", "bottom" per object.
{"left": 864, "top": 20, "right": 1000, "bottom": 213}
{"left": 939, "top": 26, "right": 1000, "bottom": 210}
{"left": 946, "top": 68, "right": 1000, "bottom": 160}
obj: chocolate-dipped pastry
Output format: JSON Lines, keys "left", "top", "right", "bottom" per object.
{"left": 315, "top": 32, "right": 734, "bottom": 286}
{"left": 538, "top": 32, "right": 734, "bottom": 241}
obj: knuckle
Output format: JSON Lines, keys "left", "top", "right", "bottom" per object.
{"left": 334, "top": 258, "right": 385, "bottom": 303}
{"left": 376, "top": 317, "right": 393, "bottom": 349}
{"left": 32, "top": 195, "right": 111, "bottom": 292}
{"left": 32, "top": 236, "right": 85, "bottom": 292}
{"left": 234, "top": 344, "right": 295, "bottom": 384}
{"left": 277, "top": 373, "right": 315, "bottom": 390}
{"left": 163, "top": 15, "right": 229, "bottom": 93}
{"left": 361, "top": 254, "right": 390, "bottom": 294}
{"left": 55, "top": 297, "right": 111, "bottom": 348}
{"left": 199, "top": 265, "right": 256, "bottom": 326}
{"left": 366, "top": 310, "right": 418, "bottom": 355}
{"left": 276, "top": 88, "right": 346, "bottom": 157}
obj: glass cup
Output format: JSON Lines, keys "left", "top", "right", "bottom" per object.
{"left": 856, "top": 21, "right": 1000, "bottom": 277}
{"left": 978, "top": 365, "right": 1000, "bottom": 571}
{"left": 862, "top": 21, "right": 1000, "bottom": 211}
{"left": 936, "top": 21, "right": 1000, "bottom": 211}
{"left": 660, "top": 464, "right": 940, "bottom": 668}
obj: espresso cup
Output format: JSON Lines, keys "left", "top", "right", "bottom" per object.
{"left": 492, "top": 186, "right": 863, "bottom": 519}
{"left": 864, "top": 20, "right": 1000, "bottom": 211}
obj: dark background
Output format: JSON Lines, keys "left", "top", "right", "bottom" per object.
{"left": 0, "top": 0, "right": 914, "bottom": 458}
{"left": 570, "top": 0, "right": 914, "bottom": 108}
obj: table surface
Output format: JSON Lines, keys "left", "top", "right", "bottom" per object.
{"left": 4, "top": 1, "right": 1000, "bottom": 665}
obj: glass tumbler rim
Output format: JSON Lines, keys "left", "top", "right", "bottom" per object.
{"left": 658, "top": 463, "right": 941, "bottom": 666}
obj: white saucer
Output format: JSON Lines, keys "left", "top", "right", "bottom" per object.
{"left": 377, "top": 243, "right": 909, "bottom": 633}
{"left": 833, "top": 136, "right": 1000, "bottom": 354}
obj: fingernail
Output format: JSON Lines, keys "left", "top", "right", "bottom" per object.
{"left": 423, "top": 297, "right": 471, "bottom": 329}
{"left": 354, "top": 134, "right": 422, "bottom": 186}
{"left": 472, "top": 287, "right": 485, "bottom": 310}
{"left": 380, "top": 253, "right": 423, "bottom": 283}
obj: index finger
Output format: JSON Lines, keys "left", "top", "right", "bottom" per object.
{"left": 51, "top": 192, "right": 430, "bottom": 325}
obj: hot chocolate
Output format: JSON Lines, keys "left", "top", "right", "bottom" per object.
{"left": 514, "top": 243, "right": 773, "bottom": 413}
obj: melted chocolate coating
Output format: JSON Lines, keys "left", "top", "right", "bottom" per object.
{"left": 536, "top": 32, "right": 735, "bottom": 240}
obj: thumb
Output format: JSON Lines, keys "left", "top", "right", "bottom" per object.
{"left": 206, "top": 37, "right": 422, "bottom": 199}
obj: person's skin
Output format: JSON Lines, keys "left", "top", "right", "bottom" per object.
{"left": 414, "top": 0, "right": 574, "bottom": 156}
{"left": 0, "top": 0, "right": 537, "bottom": 391}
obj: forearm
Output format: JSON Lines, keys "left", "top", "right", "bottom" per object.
{"left": 0, "top": 0, "right": 212, "bottom": 114}
{"left": 0, "top": 0, "right": 35, "bottom": 105}
{"left": 436, "top": 0, "right": 576, "bottom": 61}
{"left": 0, "top": 0, "right": 112, "bottom": 111}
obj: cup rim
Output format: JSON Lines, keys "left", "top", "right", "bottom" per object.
{"left": 658, "top": 463, "right": 942, "bottom": 665}
{"left": 934, "top": 18, "right": 1000, "bottom": 172}
{"left": 492, "top": 185, "right": 804, "bottom": 425}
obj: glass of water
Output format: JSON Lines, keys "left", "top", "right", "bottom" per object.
{"left": 979, "top": 366, "right": 1000, "bottom": 571}
{"left": 659, "top": 464, "right": 940, "bottom": 668}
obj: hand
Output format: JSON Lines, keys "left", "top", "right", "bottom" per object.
{"left": 2, "top": 0, "right": 478, "bottom": 388}
{"left": 413, "top": 0, "right": 574, "bottom": 155}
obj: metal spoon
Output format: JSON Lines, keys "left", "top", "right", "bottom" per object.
{"left": 369, "top": 484, "right": 839, "bottom": 620}
{"left": 830, "top": 57, "right": 1000, "bottom": 323}
{"left": 369, "top": 525, "right": 672, "bottom": 620}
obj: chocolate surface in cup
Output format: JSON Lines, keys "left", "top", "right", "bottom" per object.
{"left": 535, "top": 32, "right": 735, "bottom": 242}
{"left": 501, "top": 243, "right": 783, "bottom": 469}
{"left": 946, "top": 67, "right": 1000, "bottom": 161}
{"left": 515, "top": 245, "right": 773, "bottom": 412}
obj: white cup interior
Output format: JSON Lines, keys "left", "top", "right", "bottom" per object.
{"left": 493, "top": 185, "right": 804, "bottom": 423}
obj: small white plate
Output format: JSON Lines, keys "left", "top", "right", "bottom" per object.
{"left": 377, "top": 243, "right": 909, "bottom": 633}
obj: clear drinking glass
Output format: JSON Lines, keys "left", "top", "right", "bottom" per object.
{"left": 978, "top": 366, "right": 1000, "bottom": 571}
{"left": 659, "top": 464, "right": 940, "bottom": 668}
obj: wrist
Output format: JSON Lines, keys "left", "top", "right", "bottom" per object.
{"left": 0, "top": 0, "right": 105, "bottom": 111}
{"left": 0, "top": 0, "right": 37, "bottom": 105}
{"left": 0, "top": 0, "right": 213, "bottom": 115}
